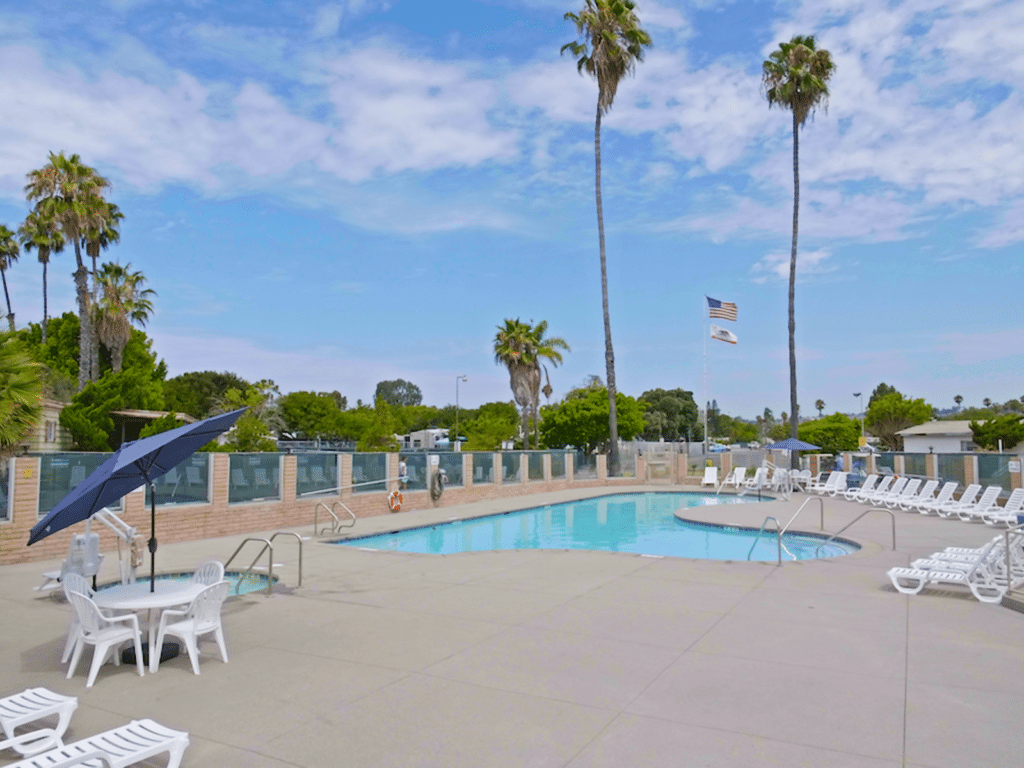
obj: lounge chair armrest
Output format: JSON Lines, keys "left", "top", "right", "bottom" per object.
{"left": 0, "top": 727, "right": 63, "bottom": 757}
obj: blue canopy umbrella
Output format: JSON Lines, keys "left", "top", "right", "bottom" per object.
{"left": 763, "top": 437, "right": 821, "bottom": 451}
{"left": 29, "top": 407, "right": 247, "bottom": 591}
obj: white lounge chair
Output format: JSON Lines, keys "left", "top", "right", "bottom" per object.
{"left": 896, "top": 479, "right": 939, "bottom": 511}
{"left": 934, "top": 483, "right": 982, "bottom": 518}
{"left": 806, "top": 471, "right": 836, "bottom": 494}
{"left": 1, "top": 719, "right": 189, "bottom": 768}
{"left": 916, "top": 481, "right": 959, "bottom": 515}
{"left": 982, "top": 488, "right": 1024, "bottom": 526}
{"left": 911, "top": 534, "right": 1024, "bottom": 580}
{"left": 953, "top": 485, "right": 1003, "bottom": 522}
{"left": 716, "top": 467, "right": 745, "bottom": 493}
{"left": 843, "top": 474, "right": 877, "bottom": 501}
{"left": 701, "top": 467, "right": 718, "bottom": 487}
{"left": 65, "top": 591, "right": 145, "bottom": 688}
{"left": 154, "top": 581, "right": 230, "bottom": 675}
{"left": 887, "top": 539, "right": 1022, "bottom": 603}
{"left": 850, "top": 474, "right": 892, "bottom": 504}
{"left": 738, "top": 467, "right": 768, "bottom": 496}
{"left": 882, "top": 478, "right": 921, "bottom": 509}
{"left": 0, "top": 688, "right": 77, "bottom": 757}
{"left": 866, "top": 476, "right": 908, "bottom": 506}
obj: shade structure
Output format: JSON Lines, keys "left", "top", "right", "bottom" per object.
{"left": 28, "top": 407, "right": 247, "bottom": 590}
{"left": 763, "top": 437, "right": 821, "bottom": 451}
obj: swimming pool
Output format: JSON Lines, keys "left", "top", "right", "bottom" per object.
{"left": 333, "top": 492, "right": 859, "bottom": 561}
{"left": 97, "top": 570, "right": 277, "bottom": 596}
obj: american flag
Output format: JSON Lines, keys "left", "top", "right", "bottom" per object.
{"left": 706, "top": 296, "right": 737, "bottom": 321}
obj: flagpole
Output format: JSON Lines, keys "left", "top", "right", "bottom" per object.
{"left": 703, "top": 297, "right": 708, "bottom": 455}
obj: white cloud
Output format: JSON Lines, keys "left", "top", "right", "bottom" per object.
{"left": 312, "top": 5, "right": 343, "bottom": 38}
{"left": 977, "top": 198, "right": 1024, "bottom": 248}
{"left": 750, "top": 248, "right": 838, "bottom": 284}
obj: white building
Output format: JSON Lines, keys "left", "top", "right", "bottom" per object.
{"left": 896, "top": 421, "right": 976, "bottom": 453}
{"left": 396, "top": 428, "right": 450, "bottom": 450}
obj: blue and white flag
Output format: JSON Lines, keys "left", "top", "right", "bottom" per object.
{"left": 710, "top": 324, "right": 738, "bottom": 345}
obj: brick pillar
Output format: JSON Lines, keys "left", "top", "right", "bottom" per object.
{"left": 720, "top": 452, "right": 732, "bottom": 477}
{"left": 12, "top": 456, "right": 39, "bottom": 526}
{"left": 894, "top": 455, "right": 905, "bottom": 476}
{"left": 597, "top": 454, "right": 607, "bottom": 482}
{"left": 212, "top": 453, "right": 230, "bottom": 507}
{"left": 340, "top": 453, "right": 353, "bottom": 499}
{"left": 543, "top": 453, "right": 551, "bottom": 482}
{"left": 809, "top": 454, "right": 820, "bottom": 477}
{"left": 925, "top": 453, "right": 938, "bottom": 479}
{"left": 964, "top": 454, "right": 977, "bottom": 486}
{"left": 636, "top": 454, "right": 646, "bottom": 482}
{"left": 566, "top": 452, "right": 574, "bottom": 482}
{"left": 494, "top": 453, "right": 503, "bottom": 486}
{"left": 282, "top": 454, "right": 297, "bottom": 501}
{"left": 463, "top": 453, "right": 473, "bottom": 487}
{"left": 387, "top": 453, "right": 399, "bottom": 492}
{"left": 1009, "top": 456, "right": 1022, "bottom": 490}
{"left": 520, "top": 453, "right": 529, "bottom": 485}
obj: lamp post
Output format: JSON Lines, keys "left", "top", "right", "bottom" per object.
{"left": 853, "top": 392, "right": 864, "bottom": 446}
{"left": 454, "top": 375, "right": 467, "bottom": 450}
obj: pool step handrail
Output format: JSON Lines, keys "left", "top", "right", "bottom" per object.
{"left": 814, "top": 508, "right": 896, "bottom": 557}
{"left": 747, "top": 516, "right": 783, "bottom": 566}
{"left": 780, "top": 497, "right": 825, "bottom": 536}
{"left": 314, "top": 501, "right": 356, "bottom": 536}
{"left": 269, "top": 531, "right": 304, "bottom": 587}
{"left": 224, "top": 538, "right": 275, "bottom": 596}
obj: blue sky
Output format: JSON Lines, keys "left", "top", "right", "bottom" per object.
{"left": 0, "top": 0, "right": 1021, "bottom": 419}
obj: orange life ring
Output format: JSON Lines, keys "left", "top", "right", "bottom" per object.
{"left": 388, "top": 490, "right": 403, "bottom": 512}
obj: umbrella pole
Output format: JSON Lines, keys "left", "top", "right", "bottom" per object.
{"left": 149, "top": 481, "right": 157, "bottom": 593}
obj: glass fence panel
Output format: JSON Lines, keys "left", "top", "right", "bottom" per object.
{"left": 352, "top": 453, "right": 387, "bottom": 493}
{"left": 818, "top": 455, "right": 835, "bottom": 473}
{"left": 296, "top": 453, "right": 339, "bottom": 497}
{"left": 39, "top": 453, "right": 121, "bottom": 516}
{"left": 0, "top": 458, "right": 11, "bottom": 522}
{"left": 145, "top": 454, "right": 211, "bottom": 507}
{"left": 228, "top": 454, "right": 281, "bottom": 504}
{"left": 574, "top": 450, "right": 597, "bottom": 479}
{"left": 550, "top": 451, "right": 566, "bottom": 479}
{"left": 937, "top": 454, "right": 966, "bottom": 487}
{"left": 978, "top": 454, "right": 1011, "bottom": 495}
{"left": 438, "top": 453, "right": 464, "bottom": 487}
{"left": 501, "top": 452, "right": 522, "bottom": 483}
{"left": 613, "top": 448, "right": 637, "bottom": 478}
{"left": 471, "top": 453, "right": 494, "bottom": 484}
{"left": 877, "top": 453, "right": 896, "bottom": 474}
{"left": 528, "top": 452, "right": 544, "bottom": 481}
{"left": 403, "top": 454, "right": 427, "bottom": 491}
{"left": 903, "top": 454, "right": 927, "bottom": 477}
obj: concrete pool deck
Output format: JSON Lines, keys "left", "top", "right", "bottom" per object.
{"left": 2, "top": 485, "right": 1022, "bottom": 767}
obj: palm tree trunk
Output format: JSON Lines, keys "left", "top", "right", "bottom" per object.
{"left": 1, "top": 270, "right": 14, "bottom": 331}
{"left": 72, "top": 240, "right": 91, "bottom": 390}
{"left": 41, "top": 258, "right": 48, "bottom": 345}
{"left": 89, "top": 253, "right": 100, "bottom": 382}
{"left": 788, "top": 108, "right": 800, "bottom": 469}
{"left": 595, "top": 105, "right": 620, "bottom": 475}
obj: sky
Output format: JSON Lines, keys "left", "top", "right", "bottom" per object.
{"left": 0, "top": 0, "right": 1021, "bottom": 420}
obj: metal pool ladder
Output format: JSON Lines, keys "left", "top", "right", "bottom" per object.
{"left": 314, "top": 501, "right": 356, "bottom": 536}
{"left": 224, "top": 531, "right": 304, "bottom": 595}
{"left": 748, "top": 497, "right": 826, "bottom": 566}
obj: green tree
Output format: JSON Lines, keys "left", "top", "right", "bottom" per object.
{"left": 163, "top": 371, "right": 250, "bottom": 419}
{"left": 969, "top": 415, "right": 1024, "bottom": 452}
{"left": 374, "top": 379, "right": 423, "bottom": 407}
{"left": 59, "top": 367, "right": 166, "bottom": 450}
{"left": 356, "top": 400, "right": 401, "bottom": 452}
{"left": 25, "top": 152, "right": 114, "bottom": 390}
{"left": 0, "top": 333, "right": 42, "bottom": 457}
{"left": 493, "top": 318, "right": 570, "bottom": 450}
{"left": 814, "top": 399, "right": 825, "bottom": 417}
{"left": 865, "top": 392, "right": 933, "bottom": 450}
{"left": 954, "top": 394, "right": 963, "bottom": 410}
{"left": 18, "top": 208, "right": 65, "bottom": 344}
{"left": 540, "top": 387, "right": 646, "bottom": 454}
{"left": 94, "top": 262, "right": 155, "bottom": 372}
{"left": 215, "top": 384, "right": 279, "bottom": 452}
{"left": 762, "top": 36, "right": 835, "bottom": 462}
{"left": 731, "top": 421, "right": 759, "bottom": 444}
{"left": 868, "top": 382, "right": 898, "bottom": 408}
{"left": 562, "top": 0, "right": 651, "bottom": 475}
{"left": 138, "top": 412, "right": 187, "bottom": 439}
{"left": 638, "top": 388, "right": 703, "bottom": 442}
{"left": 278, "top": 391, "right": 345, "bottom": 439}
{"left": 0, "top": 225, "right": 20, "bottom": 331}
{"left": 459, "top": 401, "right": 520, "bottom": 450}
{"left": 798, "top": 413, "right": 860, "bottom": 455}
{"left": 83, "top": 202, "right": 123, "bottom": 380}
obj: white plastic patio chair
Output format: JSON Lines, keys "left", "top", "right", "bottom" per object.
{"left": 0, "top": 719, "right": 189, "bottom": 768}
{"left": 915, "top": 481, "right": 959, "bottom": 515}
{"left": 65, "top": 591, "right": 145, "bottom": 688}
{"left": 192, "top": 560, "right": 224, "bottom": 586}
{"left": 60, "top": 572, "right": 102, "bottom": 665}
{"left": 0, "top": 688, "right": 77, "bottom": 758}
{"left": 701, "top": 466, "right": 717, "bottom": 487}
{"left": 716, "top": 467, "right": 744, "bottom": 494}
{"left": 154, "top": 581, "right": 230, "bottom": 675}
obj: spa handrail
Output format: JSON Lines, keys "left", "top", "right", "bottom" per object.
{"left": 814, "top": 508, "right": 896, "bottom": 557}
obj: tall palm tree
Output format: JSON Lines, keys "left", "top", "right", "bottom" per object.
{"left": 24, "top": 152, "right": 112, "bottom": 390}
{"left": 493, "top": 319, "right": 570, "bottom": 449}
{"left": 954, "top": 394, "right": 963, "bottom": 410}
{"left": 562, "top": 0, "right": 651, "bottom": 475}
{"left": 18, "top": 209, "right": 65, "bottom": 344}
{"left": 762, "top": 35, "right": 835, "bottom": 466}
{"left": 815, "top": 398, "right": 825, "bottom": 418}
{"left": 0, "top": 332, "right": 42, "bottom": 457}
{"left": 84, "top": 201, "right": 123, "bottom": 382}
{"left": 0, "top": 226, "right": 19, "bottom": 331}
{"left": 94, "top": 262, "right": 155, "bottom": 372}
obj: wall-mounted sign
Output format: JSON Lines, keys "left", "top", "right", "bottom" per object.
{"left": 1009, "top": 461, "right": 1021, "bottom": 473}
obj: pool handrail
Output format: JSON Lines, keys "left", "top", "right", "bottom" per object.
{"left": 747, "top": 516, "right": 783, "bottom": 566}
{"left": 223, "top": 538, "right": 275, "bottom": 596}
{"left": 814, "top": 507, "right": 896, "bottom": 557}
{"left": 780, "top": 496, "right": 825, "bottom": 536}
{"left": 314, "top": 501, "right": 355, "bottom": 536}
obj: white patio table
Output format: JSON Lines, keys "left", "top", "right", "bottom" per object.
{"left": 93, "top": 581, "right": 206, "bottom": 673}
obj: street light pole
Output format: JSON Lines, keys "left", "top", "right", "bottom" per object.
{"left": 455, "top": 375, "right": 467, "bottom": 450}
{"left": 853, "top": 392, "right": 864, "bottom": 445}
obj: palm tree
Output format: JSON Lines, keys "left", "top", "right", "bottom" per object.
{"left": 84, "top": 201, "right": 123, "bottom": 382}
{"left": 524, "top": 320, "right": 570, "bottom": 447}
{"left": 18, "top": 209, "right": 65, "bottom": 344}
{"left": 954, "top": 394, "right": 963, "bottom": 410}
{"left": 0, "top": 226, "right": 19, "bottom": 331}
{"left": 493, "top": 319, "right": 570, "bottom": 449}
{"left": 762, "top": 35, "right": 835, "bottom": 467}
{"left": 24, "top": 151, "right": 112, "bottom": 390}
{"left": 94, "top": 262, "right": 155, "bottom": 372}
{"left": 0, "top": 332, "right": 42, "bottom": 457}
{"left": 815, "top": 398, "right": 825, "bottom": 418}
{"left": 562, "top": 0, "right": 651, "bottom": 475}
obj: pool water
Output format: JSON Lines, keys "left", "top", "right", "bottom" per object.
{"left": 97, "top": 570, "right": 275, "bottom": 596}
{"left": 334, "top": 492, "right": 858, "bottom": 561}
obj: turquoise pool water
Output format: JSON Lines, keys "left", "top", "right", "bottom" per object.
{"left": 334, "top": 492, "right": 858, "bottom": 561}
{"left": 97, "top": 570, "right": 276, "bottom": 596}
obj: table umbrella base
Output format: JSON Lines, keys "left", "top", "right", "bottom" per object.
{"left": 121, "top": 641, "right": 179, "bottom": 666}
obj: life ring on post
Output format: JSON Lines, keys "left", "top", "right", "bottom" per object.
{"left": 388, "top": 490, "right": 403, "bottom": 512}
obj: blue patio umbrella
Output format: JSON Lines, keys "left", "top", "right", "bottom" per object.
{"left": 29, "top": 407, "right": 247, "bottom": 591}
{"left": 763, "top": 437, "right": 821, "bottom": 451}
